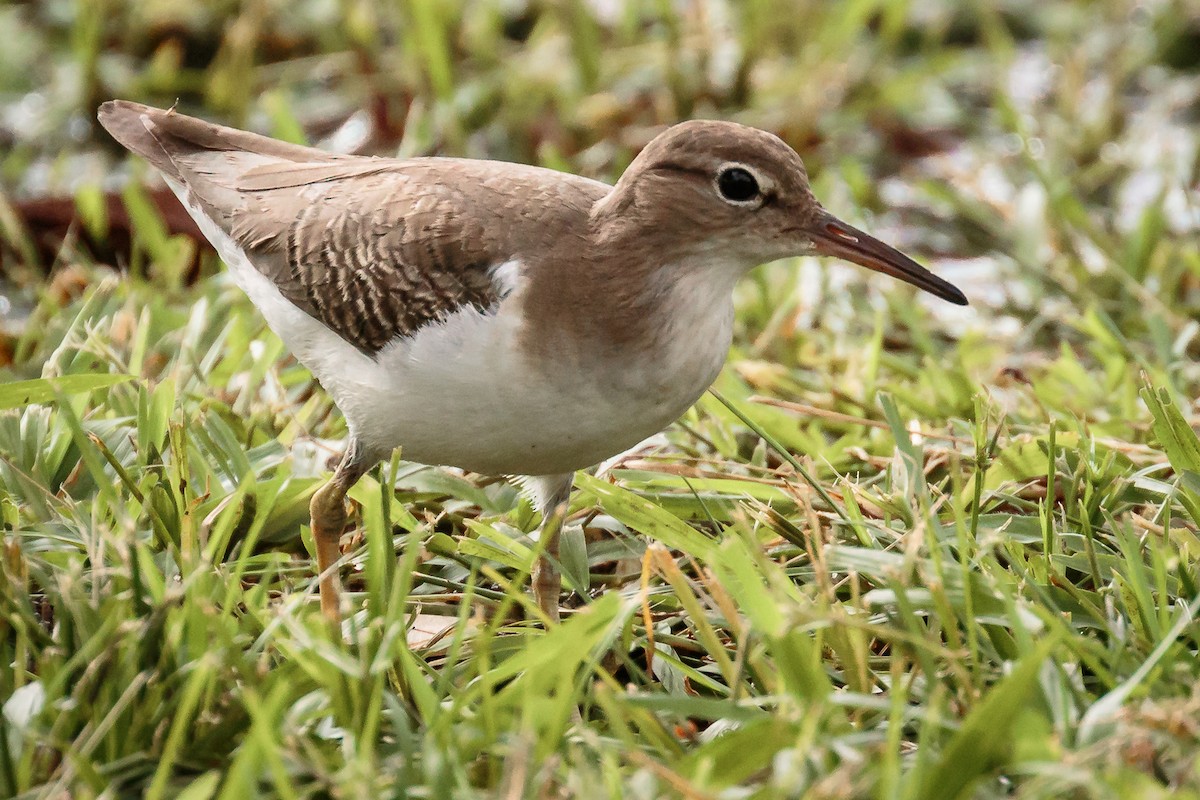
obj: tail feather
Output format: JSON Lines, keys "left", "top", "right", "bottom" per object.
{"left": 96, "top": 101, "right": 185, "bottom": 180}
{"left": 98, "top": 99, "right": 363, "bottom": 225}
{"left": 97, "top": 100, "right": 340, "bottom": 180}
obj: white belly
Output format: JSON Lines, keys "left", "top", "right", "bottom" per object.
{"left": 176, "top": 183, "right": 735, "bottom": 475}
{"left": 248, "top": 282, "right": 727, "bottom": 475}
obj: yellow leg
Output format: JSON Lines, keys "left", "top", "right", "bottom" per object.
{"left": 309, "top": 441, "right": 371, "bottom": 622}
{"left": 310, "top": 478, "right": 350, "bottom": 621}
{"left": 532, "top": 503, "right": 565, "bottom": 624}
{"left": 528, "top": 474, "right": 574, "bottom": 624}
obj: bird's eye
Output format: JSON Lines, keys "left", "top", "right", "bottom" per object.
{"left": 716, "top": 167, "right": 760, "bottom": 203}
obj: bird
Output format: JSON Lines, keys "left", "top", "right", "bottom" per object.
{"left": 97, "top": 100, "right": 966, "bottom": 623}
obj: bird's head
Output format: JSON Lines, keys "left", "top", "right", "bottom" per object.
{"left": 596, "top": 119, "right": 966, "bottom": 306}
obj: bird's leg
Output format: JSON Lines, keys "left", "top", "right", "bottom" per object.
{"left": 310, "top": 480, "right": 348, "bottom": 621}
{"left": 529, "top": 473, "right": 574, "bottom": 624}
{"left": 310, "top": 439, "right": 372, "bottom": 621}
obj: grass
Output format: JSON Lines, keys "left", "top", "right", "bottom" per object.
{"left": 3, "top": 0, "right": 1200, "bottom": 797}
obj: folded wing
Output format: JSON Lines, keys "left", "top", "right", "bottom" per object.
{"left": 99, "top": 101, "right": 506, "bottom": 354}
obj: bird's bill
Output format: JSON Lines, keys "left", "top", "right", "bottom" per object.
{"left": 808, "top": 213, "right": 967, "bottom": 306}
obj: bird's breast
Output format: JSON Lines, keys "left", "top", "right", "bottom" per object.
{"left": 535, "top": 258, "right": 740, "bottom": 440}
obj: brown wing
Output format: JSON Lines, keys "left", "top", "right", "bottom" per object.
{"left": 97, "top": 101, "right": 596, "bottom": 354}
{"left": 229, "top": 167, "right": 504, "bottom": 353}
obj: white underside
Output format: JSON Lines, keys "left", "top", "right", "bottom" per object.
{"left": 171, "top": 180, "right": 736, "bottom": 476}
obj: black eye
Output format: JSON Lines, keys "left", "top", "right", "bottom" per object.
{"left": 717, "top": 167, "right": 760, "bottom": 203}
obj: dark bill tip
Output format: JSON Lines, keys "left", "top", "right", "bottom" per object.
{"left": 809, "top": 215, "right": 967, "bottom": 306}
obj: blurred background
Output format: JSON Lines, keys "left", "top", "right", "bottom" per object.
{"left": 2, "top": 0, "right": 1198, "bottom": 373}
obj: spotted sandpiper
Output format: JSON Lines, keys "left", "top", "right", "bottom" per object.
{"left": 98, "top": 100, "right": 966, "bottom": 622}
